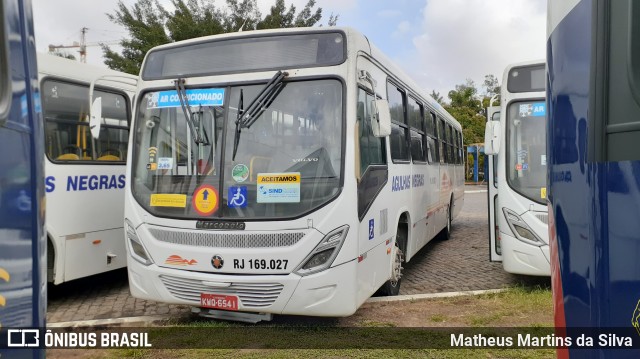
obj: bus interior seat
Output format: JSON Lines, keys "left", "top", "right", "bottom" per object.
{"left": 97, "top": 154, "right": 120, "bottom": 161}
{"left": 56, "top": 153, "right": 80, "bottom": 160}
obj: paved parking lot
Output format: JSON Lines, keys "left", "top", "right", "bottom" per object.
{"left": 47, "top": 185, "right": 549, "bottom": 323}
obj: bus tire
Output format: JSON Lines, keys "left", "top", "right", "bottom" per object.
{"left": 441, "top": 199, "right": 452, "bottom": 240}
{"left": 379, "top": 225, "right": 406, "bottom": 296}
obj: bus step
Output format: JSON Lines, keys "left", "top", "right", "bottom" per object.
{"left": 191, "top": 307, "right": 273, "bottom": 323}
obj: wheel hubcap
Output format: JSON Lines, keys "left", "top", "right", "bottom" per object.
{"left": 390, "top": 245, "right": 404, "bottom": 286}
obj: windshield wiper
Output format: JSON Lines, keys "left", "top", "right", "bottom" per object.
{"left": 232, "top": 71, "right": 288, "bottom": 161}
{"left": 174, "top": 78, "right": 208, "bottom": 145}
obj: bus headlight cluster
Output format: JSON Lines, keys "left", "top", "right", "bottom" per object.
{"left": 125, "top": 219, "right": 153, "bottom": 266}
{"left": 295, "top": 225, "right": 349, "bottom": 276}
{"left": 502, "top": 208, "right": 543, "bottom": 246}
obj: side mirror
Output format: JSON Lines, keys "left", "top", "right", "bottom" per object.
{"left": 484, "top": 121, "right": 501, "bottom": 155}
{"left": 89, "top": 97, "right": 102, "bottom": 139}
{"left": 371, "top": 99, "right": 391, "bottom": 137}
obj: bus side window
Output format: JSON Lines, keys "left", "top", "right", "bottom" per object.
{"left": 447, "top": 124, "right": 454, "bottom": 164}
{"left": 95, "top": 91, "right": 129, "bottom": 161}
{"left": 427, "top": 112, "right": 439, "bottom": 163}
{"left": 387, "top": 81, "right": 410, "bottom": 162}
{"left": 408, "top": 96, "right": 426, "bottom": 163}
{"left": 600, "top": 0, "right": 640, "bottom": 161}
{"left": 438, "top": 118, "right": 446, "bottom": 164}
{"left": 357, "top": 87, "right": 386, "bottom": 176}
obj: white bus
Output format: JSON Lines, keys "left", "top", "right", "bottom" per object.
{"left": 40, "top": 53, "right": 137, "bottom": 284}
{"left": 123, "top": 27, "right": 464, "bottom": 321}
{"left": 484, "top": 60, "right": 549, "bottom": 276}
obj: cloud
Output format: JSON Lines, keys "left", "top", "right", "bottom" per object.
{"left": 377, "top": 9, "right": 402, "bottom": 18}
{"left": 392, "top": 20, "right": 412, "bottom": 39}
{"left": 403, "top": 0, "right": 546, "bottom": 98}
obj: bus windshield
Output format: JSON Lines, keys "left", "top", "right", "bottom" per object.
{"left": 506, "top": 100, "right": 546, "bottom": 204}
{"left": 131, "top": 78, "right": 343, "bottom": 220}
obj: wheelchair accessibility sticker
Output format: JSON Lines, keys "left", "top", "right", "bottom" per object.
{"left": 228, "top": 186, "right": 248, "bottom": 208}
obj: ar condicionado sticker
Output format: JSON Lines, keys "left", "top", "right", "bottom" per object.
{"left": 192, "top": 184, "right": 219, "bottom": 216}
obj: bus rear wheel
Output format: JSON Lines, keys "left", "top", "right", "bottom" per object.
{"left": 379, "top": 227, "right": 406, "bottom": 296}
{"left": 440, "top": 199, "right": 453, "bottom": 240}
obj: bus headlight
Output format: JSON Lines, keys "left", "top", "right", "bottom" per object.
{"left": 125, "top": 219, "right": 153, "bottom": 266}
{"left": 502, "top": 208, "right": 543, "bottom": 246}
{"left": 295, "top": 225, "right": 349, "bottom": 276}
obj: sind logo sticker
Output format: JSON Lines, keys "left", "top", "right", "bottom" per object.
{"left": 165, "top": 255, "right": 197, "bottom": 266}
{"left": 192, "top": 184, "right": 219, "bottom": 216}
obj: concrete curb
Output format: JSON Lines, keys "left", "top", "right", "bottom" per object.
{"left": 47, "top": 315, "right": 170, "bottom": 328}
{"left": 364, "top": 288, "right": 508, "bottom": 303}
{"left": 47, "top": 289, "right": 509, "bottom": 328}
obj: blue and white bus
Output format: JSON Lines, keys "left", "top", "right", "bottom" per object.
{"left": 0, "top": 0, "right": 46, "bottom": 356}
{"left": 548, "top": 0, "right": 640, "bottom": 357}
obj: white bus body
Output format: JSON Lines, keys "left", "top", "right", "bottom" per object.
{"left": 125, "top": 27, "right": 464, "bottom": 318}
{"left": 39, "top": 54, "right": 137, "bottom": 284}
{"left": 486, "top": 60, "right": 550, "bottom": 276}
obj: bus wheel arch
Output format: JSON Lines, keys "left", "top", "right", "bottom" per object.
{"left": 378, "top": 213, "right": 408, "bottom": 296}
{"left": 441, "top": 196, "right": 453, "bottom": 240}
{"left": 47, "top": 235, "right": 56, "bottom": 283}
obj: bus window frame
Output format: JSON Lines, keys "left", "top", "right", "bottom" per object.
{"left": 387, "top": 80, "right": 411, "bottom": 164}
{"left": 41, "top": 76, "right": 131, "bottom": 165}
{"left": 504, "top": 97, "right": 547, "bottom": 205}
{"left": 407, "top": 94, "right": 427, "bottom": 164}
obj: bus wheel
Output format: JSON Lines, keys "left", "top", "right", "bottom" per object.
{"left": 441, "top": 200, "right": 452, "bottom": 240}
{"left": 379, "top": 227, "right": 406, "bottom": 296}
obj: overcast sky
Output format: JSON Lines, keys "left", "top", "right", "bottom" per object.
{"left": 32, "top": 0, "right": 546, "bottom": 99}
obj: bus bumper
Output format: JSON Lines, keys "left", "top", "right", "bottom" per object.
{"left": 127, "top": 256, "right": 359, "bottom": 317}
{"left": 501, "top": 233, "right": 551, "bottom": 276}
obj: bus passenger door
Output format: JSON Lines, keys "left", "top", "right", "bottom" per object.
{"left": 485, "top": 106, "right": 502, "bottom": 262}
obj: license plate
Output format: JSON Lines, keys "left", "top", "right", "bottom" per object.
{"left": 200, "top": 293, "right": 239, "bottom": 311}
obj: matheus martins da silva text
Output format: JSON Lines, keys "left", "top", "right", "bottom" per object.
{"left": 450, "top": 333, "right": 633, "bottom": 348}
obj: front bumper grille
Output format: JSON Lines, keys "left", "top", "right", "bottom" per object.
{"left": 159, "top": 275, "right": 284, "bottom": 308}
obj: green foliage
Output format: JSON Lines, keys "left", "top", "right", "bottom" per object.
{"left": 444, "top": 76, "right": 501, "bottom": 145}
{"left": 444, "top": 79, "right": 485, "bottom": 145}
{"left": 429, "top": 90, "right": 444, "bottom": 106}
{"left": 104, "top": 0, "right": 333, "bottom": 74}
{"left": 482, "top": 74, "right": 501, "bottom": 108}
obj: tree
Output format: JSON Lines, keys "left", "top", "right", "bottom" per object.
{"left": 103, "top": 0, "right": 334, "bottom": 74}
{"left": 482, "top": 74, "right": 500, "bottom": 108}
{"left": 444, "top": 79, "right": 485, "bottom": 145}
{"left": 429, "top": 90, "right": 444, "bottom": 106}
{"left": 257, "top": 0, "right": 322, "bottom": 29}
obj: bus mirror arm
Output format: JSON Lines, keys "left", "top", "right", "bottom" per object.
{"left": 89, "top": 97, "right": 102, "bottom": 139}
{"left": 371, "top": 99, "right": 391, "bottom": 137}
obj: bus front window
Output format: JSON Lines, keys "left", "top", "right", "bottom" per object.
{"left": 506, "top": 101, "right": 546, "bottom": 204}
{"left": 131, "top": 79, "right": 343, "bottom": 220}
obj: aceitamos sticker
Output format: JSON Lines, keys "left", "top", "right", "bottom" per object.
{"left": 256, "top": 172, "right": 300, "bottom": 203}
